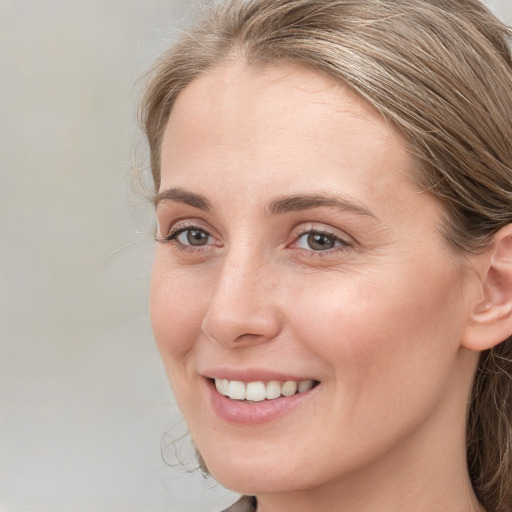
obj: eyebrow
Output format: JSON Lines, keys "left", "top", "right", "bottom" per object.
{"left": 155, "top": 187, "right": 375, "bottom": 219}
{"left": 154, "top": 187, "right": 211, "bottom": 210}
{"left": 267, "top": 194, "right": 376, "bottom": 218}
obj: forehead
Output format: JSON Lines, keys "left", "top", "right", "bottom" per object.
{"left": 160, "top": 62, "right": 417, "bottom": 200}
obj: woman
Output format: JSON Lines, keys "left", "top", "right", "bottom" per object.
{"left": 140, "top": 1, "right": 512, "bottom": 511}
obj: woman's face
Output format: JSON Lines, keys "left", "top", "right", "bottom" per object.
{"left": 151, "top": 64, "right": 479, "bottom": 496}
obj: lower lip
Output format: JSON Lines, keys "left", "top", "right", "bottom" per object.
{"left": 205, "top": 379, "right": 318, "bottom": 425}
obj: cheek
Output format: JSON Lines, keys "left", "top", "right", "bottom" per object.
{"left": 281, "top": 264, "right": 467, "bottom": 452}
{"left": 286, "top": 261, "right": 464, "bottom": 386}
{"left": 149, "top": 262, "right": 208, "bottom": 364}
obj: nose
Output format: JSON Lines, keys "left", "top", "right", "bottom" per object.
{"left": 201, "top": 253, "right": 281, "bottom": 348}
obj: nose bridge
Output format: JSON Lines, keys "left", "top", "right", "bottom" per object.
{"left": 201, "top": 242, "right": 280, "bottom": 346}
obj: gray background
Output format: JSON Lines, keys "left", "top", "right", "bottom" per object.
{"left": 1, "top": 1, "right": 511, "bottom": 511}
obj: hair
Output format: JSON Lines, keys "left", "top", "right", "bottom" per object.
{"left": 139, "top": 1, "right": 512, "bottom": 510}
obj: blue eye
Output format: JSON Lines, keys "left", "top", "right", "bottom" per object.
{"left": 296, "top": 231, "right": 348, "bottom": 251}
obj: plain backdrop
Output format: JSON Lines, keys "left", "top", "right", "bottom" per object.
{"left": 1, "top": 1, "right": 511, "bottom": 511}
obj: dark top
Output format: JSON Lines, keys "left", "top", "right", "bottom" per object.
{"left": 221, "top": 496, "right": 257, "bottom": 512}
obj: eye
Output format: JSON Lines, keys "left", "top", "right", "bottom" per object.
{"left": 156, "top": 225, "right": 215, "bottom": 248}
{"left": 295, "top": 230, "right": 350, "bottom": 252}
{"left": 175, "top": 228, "right": 211, "bottom": 246}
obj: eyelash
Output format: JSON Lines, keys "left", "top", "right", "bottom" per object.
{"left": 156, "top": 223, "right": 353, "bottom": 256}
{"left": 156, "top": 223, "right": 214, "bottom": 253}
{"left": 292, "top": 228, "right": 353, "bottom": 256}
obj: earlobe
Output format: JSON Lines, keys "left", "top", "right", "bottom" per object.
{"left": 462, "top": 225, "right": 512, "bottom": 352}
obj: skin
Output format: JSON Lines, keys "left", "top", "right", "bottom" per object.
{"left": 150, "top": 63, "right": 486, "bottom": 512}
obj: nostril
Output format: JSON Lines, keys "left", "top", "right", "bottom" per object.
{"left": 234, "top": 333, "right": 265, "bottom": 343}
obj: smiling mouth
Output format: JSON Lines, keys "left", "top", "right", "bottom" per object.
{"left": 212, "top": 378, "right": 319, "bottom": 402}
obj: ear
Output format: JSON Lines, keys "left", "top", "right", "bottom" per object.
{"left": 462, "top": 224, "right": 512, "bottom": 352}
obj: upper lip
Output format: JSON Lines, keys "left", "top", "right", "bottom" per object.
{"left": 201, "top": 368, "right": 318, "bottom": 382}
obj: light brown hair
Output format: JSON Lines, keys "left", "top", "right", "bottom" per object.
{"left": 140, "top": 1, "right": 512, "bottom": 510}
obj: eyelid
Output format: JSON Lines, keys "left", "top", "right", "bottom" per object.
{"left": 288, "top": 223, "right": 354, "bottom": 254}
{"left": 157, "top": 226, "right": 211, "bottom": 244}
{"left": 155, "top": 218, "right": 354, "bottom": 255}
{"left": 291, "top": 222, "right": 353, "bottom": 243}
{"left": 156, "top": 218, "right": 214, "bottom": 240}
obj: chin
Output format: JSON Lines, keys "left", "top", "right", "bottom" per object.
{"left": 208, "top": 465, "right": 296, "bottom": 496}
{"left": 198, "top": 438, "right": 334, "bottom": 497}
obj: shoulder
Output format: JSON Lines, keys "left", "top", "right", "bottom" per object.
{"left": 220, "top": 496, "right": 257, "bottom": 512}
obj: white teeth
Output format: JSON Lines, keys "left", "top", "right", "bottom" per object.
{"left": 214, "top": 378, "right": 316, "bottom": 401}
{"left": 215, "top": 378, "right": 229, "bottom": 395}
{"left": 228, "top": 380, "right": 246, "bottom": 400}
{"left": 245, "top": 381, "right": 266, "bottom": 402}
{"left": 281, "top": 381, "right": 298, "bottom": 397}
{"left": 298, "top": 379, "right": 315, "bottom": 392}
{"left": 266, "top": 380, "right": 281, "bottom": 400}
